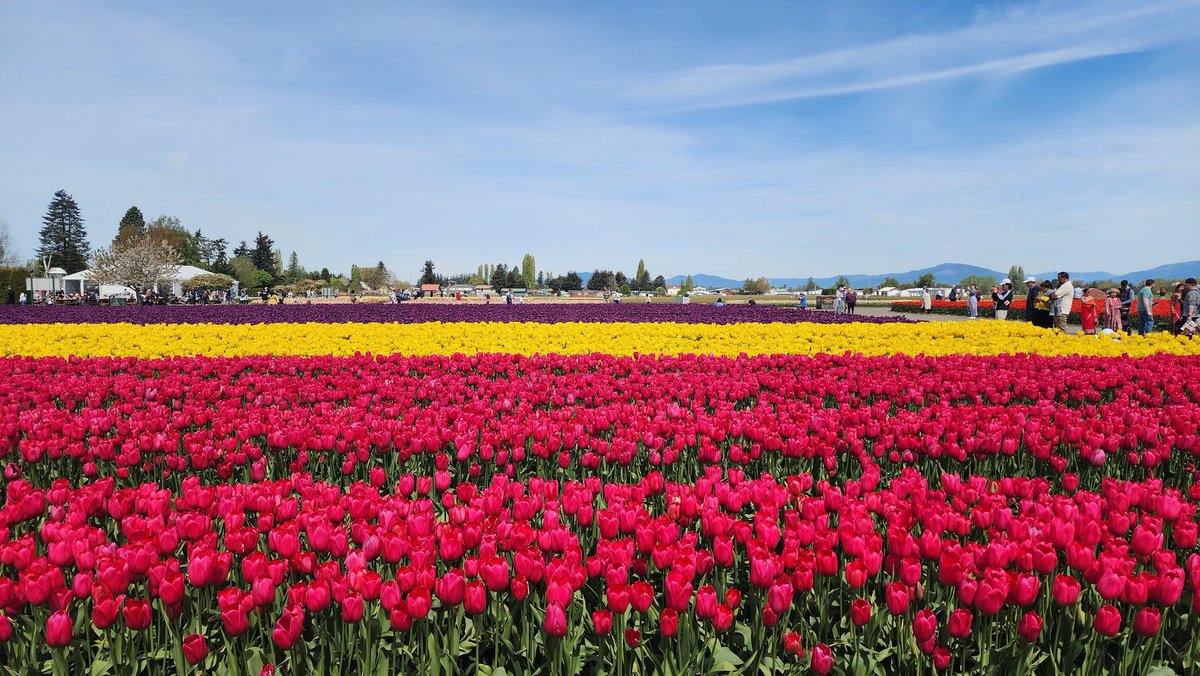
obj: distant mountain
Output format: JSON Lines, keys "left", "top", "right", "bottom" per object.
{"left": 664, "top": 273, "right": 742, "bottom": 288}
{"left": 669, "top": 263, "right": 1004, "bottom": 289}
{"left": 663, "top": 261, "right": 1198, "bottom": 290}
{"left": 1032, "top": 261, "right": 1199, "bottom": 284}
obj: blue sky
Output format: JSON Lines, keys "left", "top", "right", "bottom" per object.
{"left": 1, "top": 0, "right": 1197, "bottom": 280}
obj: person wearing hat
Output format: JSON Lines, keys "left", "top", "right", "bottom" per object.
{"left": 1023, "top": 276, "right": 1038, "bottom": 324}
{"left": 1104, "top": 288, "right": 1123, "bottom": 332}
{"left": 991, "top": 279, "right": 1014, "bottom": 320}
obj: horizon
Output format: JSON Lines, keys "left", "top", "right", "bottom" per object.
{"left": 2, "top": 1, "right": 1198, "bottom": 278}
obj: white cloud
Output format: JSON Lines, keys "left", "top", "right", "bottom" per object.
{"left": 624, "top": 0, "right": 1200, "bottom": 111}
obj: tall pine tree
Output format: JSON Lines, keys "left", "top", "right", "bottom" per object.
{"left": 37, "top": 190, "right": 91, "bottom": 273}
{"left": 251, "top": 232, "right": 276, "bottom": 275}
{"left": 114, "top": 206, "right": 145, "bottom": 248}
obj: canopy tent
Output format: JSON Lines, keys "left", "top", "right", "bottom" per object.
{"left": 63, "top": 265, "right": 237, "bottom": 299}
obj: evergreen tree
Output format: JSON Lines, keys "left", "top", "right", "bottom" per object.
{"left": 835, "top": 275, "right": 851, "bottom": 289}
{"left": 805, "top": 277, "right": 818, "bottom": 291}
{"left": 211, "top": 239, "right": 230, "bottom": 275}
{"left": 115, "top": 206, "right": 145, "bottom": 248}
{"left": 1008, "top": 265, "right": 1025, "bottom": 284}
{"left": 521, "top": 253, "right": 536, "bottom": 289}
{"left": 251, "top": 232, "right": 276, "bottom": 275}
{"left": 489, "top": 263, "right": 509, "bottom": 290}
{"left": 682, "top": 275, "right": 695, "bottom": 292}
{"left": 563, "top": 271, "right": 583, "bottom": 291}
{"left": 881, "top": 277, "right": 901, "bottom": 288}
{"left": 506, "top": 266, "right": 523, "bottom": 290}
{"left": 420, "top": 260, "right": 438, "bottom": 285}
{"left": 37, "top": 190, "right": 91, "bottom": 273}
{"left": 286, "top": 252, "right": 304, "bottom": 283}
{"left": 652, "top": 275, "right": 666, "bottom": 291}
{"left": 536, "top": 271, "right": 545, "bottom": 288}
{"left": 634, "top": 260, "right": 652, "bottom": 292}
{"left": 233, "top": 241, "right": 251, "bottom": 259}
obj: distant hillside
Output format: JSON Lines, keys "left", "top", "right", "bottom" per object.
{"left": 1032, "top": 261, "right": 1198, "bottom": 284}
{"left": 655, "top": 261, "right": 1197, "bottom": 290}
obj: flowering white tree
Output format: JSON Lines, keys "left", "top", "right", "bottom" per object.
{"left": 89, "top": 234, "right": 180, "bottom": 292}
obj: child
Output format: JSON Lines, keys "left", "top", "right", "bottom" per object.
{"left": 1103, "top": 289, "right": 1122, "bottom": 332}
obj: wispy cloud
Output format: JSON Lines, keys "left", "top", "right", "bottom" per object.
{"left": 624, "top": 0, "right": 1200, "bottom": 111}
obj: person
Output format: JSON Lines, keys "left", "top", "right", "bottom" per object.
{"left": 747, "top": 298, "right": 757, "bottom": 306}
{"left": 1024, "top": 276, "right": 1038, "bottom": 324}
{"left": 1136, "top": 279, "right": 1155, "bottom": 336}
{"left": 799, "top": 291, "right": 807, "bottom": 310}
{"left": 1079, "top": 289, "right": 1098, "bottom": 335}
{"left": 517, "top": 294, "right": 525, "bottom": 305}
{"left": 845, "top": 288, "right": 857, "bottom": 314}
{"left": 18, "top": 291, "right": 27, "bottom": 306}
{"left": 921, "top": 287, "right": 932, "bottom": 315}
{"left": 967, "top": 285, "right": 979, "bottom": 319}
{"left": 350, "top": 289, "right": 357, "bottom": 304}
{"left": 1179, "top": 277, "right": 1199, "bottom": 336}
{"left": 714, "top": 297, "right": 724, "bottom": 307}
{"left": 1118, "top": 280, "right": 1134, "bottom": 335}
{"left": 1051, "top": 272, "right": 1074, "bottom": 333}
{"left": 948, "top": 285, "right": 959, "bottom": 302}
{"left": 1104, "top": 289, "right": 1123, "bottom": 332}
{"left": 1032, "top": 281, "right": 1053, "bottom": 329}
{"left": 991, "top": 280, "right": 1013, "bottom": 320}
{"left": 1170, "top": 283, "right": 1184, "bottom": 335}
{"left": 506, "top": 290, "right": 514, "bottom": 305}
{"left": 834, "top": 287, "right": 845, "bottom": 315}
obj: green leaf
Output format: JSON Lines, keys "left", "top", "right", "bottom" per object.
{"left": 710, "top": 645, "right": 744, "bottom": 667}
{"left": 90, "top": 659, "right": 113, "bottom": 676}
{"left": 1145, "top": 668, "right": 1178, "bottom": 676}
{"left": 244, "top": 646, "right": 265, "bottom": 676}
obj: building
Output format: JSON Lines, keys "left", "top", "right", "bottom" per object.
{"left": 447, "top": 283, "right": 475, "bottom": 296}
{"left": 419, "top": 283, "right": 442, "bottom": 297}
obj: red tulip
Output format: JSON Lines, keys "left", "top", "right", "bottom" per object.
{"left": 122, "top": 598, "right": 152, "bottom": 631}
{"left": 885, "top": 582, "right": 910, "bottom": 615}
{"left": 464, "top": 581, "right": 487, "bottom": 615}
{"left": 810, "top": 643, "right": 834, "bottom": 675}
{"left": 660, "top": 608, "right": 679, "bottom": 637}
{"left": 913, "top": 609, "right": 937, "bottom": 642}
{"left": 1017, "top": 611, "right": 1042, "bottom": 642}
{"left": 783, "top": 631, "right": 803, "bottom": 656}
{"left": 624, "top": 628, "right": 640, "bottom": 648}
{"left": 46, "top": 610, "right": 72, "bottom": 647}
{"left": 182, "top": 633, "right": 208, "bottom": 665}
{"left": 850, "top": 599, "right": 871, "bottom": 626}
{"left": 1094, "top": 605, "right": 1122, "bottom": 637}
{"left": 947, "top": 608, "right": 972, "bottom": 638}
{"left": 544, "top": 603, "right": 568, "bottom": 637}
{"left": 933, "top": 647, "right": 952, "bottom": 671}
{"left": 1052, "top": 575, "right": 1081, "bottom": 606}
{"left": 592, "top": 609, "right": 612, "bottom": 635}
{"left": 340, "top": 593, "right": 364, "bottom": 623}
{"left": 1132, "top": 608, "right": 1160, "bottom": 637}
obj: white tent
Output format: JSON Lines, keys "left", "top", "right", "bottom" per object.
{"left": 64, "top": 265, "right": 235, "bottom": 299}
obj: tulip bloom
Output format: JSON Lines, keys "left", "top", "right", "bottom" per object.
{"left": 1133, "top": 608, "right": 1160, "bottom": 637}
{"left": 182, "top": 634, "right": 209, "bottom": 665}
{"left": 947, "top": 608, "right": 972, "bottom": 639}
{"left": 660, "top": 608, "right": 679, "bottom": 637}
{"left": 783, "top": 631, "right": 803, "bottom": 656}
{"left": 1094, "top": 605, "right": 1122, "bottom": 637}
{"left": 122, "top": 599, "right": 152, "bottom": 631}
{"left": 592, "top": 609, "right": 612, "bottom": 636}
{"left": 46, "top": 610, "right": 72, "bottom": 647}
{"left": 1017, "top": 611, "right": 1043, "bottom": 642}
{"left": 810, "top": 643, "right": 834, "bottom": 675}
{"left": 850, "top": 599, "right": 872, "bottom": 627}
{"left": 544, "top": 604, "right": 568, "bottom": 637}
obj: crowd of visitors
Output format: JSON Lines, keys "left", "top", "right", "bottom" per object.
{"left": 1024, "top": 274, "right": 1198, "bottom": 337}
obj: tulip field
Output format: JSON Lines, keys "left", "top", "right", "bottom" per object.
{"left": 1, "top": 305, "right": 1199, "bottom": 675}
